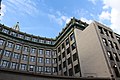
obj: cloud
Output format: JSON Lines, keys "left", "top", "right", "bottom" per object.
{"left": 88, "top": 0, "right": 97, "bottom": 5}
{"left": 100, "top": 0, "right": 120, "bottom": 34}
{"left": 4, "top": 0, "right": 39, "bottom": 16}
{"left": 99, "top": 11, "right": 111, "bottom": 21}
{"left": 0, "top": 3, "right": 6, "bottom": 20}
{"left": 80, "top": 17, "right": 93, "bottom": 24}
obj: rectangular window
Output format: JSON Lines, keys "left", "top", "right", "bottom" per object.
{"left": 0, "top": 49, "right": 2, "bottom": 55}
{"left": 59, "top": 64, "right": 61, "bottom": 70}
{"left": 69, "top": 68, "right": 73, "bottom": 76}
{"left": 2, "top": 28, "right": 9, "bottom": 34}
{"left": 18, "top": 34, "right": 24, "bottom": 39}
{"left": 71, "top": 43, "right": 76, "bottom": 50}
{"left": 64, "top": 71, "right": 67, "bottom": 76}
{"left": 4, "top": 50, "right": 11, "bottom": 57}
{"left": 21, "top": 54, "right": 28, "bottom": 61}
{"left": 29, "top": 65, "right": 35, "bottom": 71}
{"left": 113, "top": 53, "right": 119, "bottom": 61}
{"left": 108, "top": 40, "right": 114, "bottom": 48}
{"left": 12, "top": 52, "right": 20, "bottom": 59}
{"left": 52, "top": 58, "right": 57, "bottom": 64}
{"left": 38, "top": 49, "right": 43, "bottom": 55}
{"left": 23, "top": 46, "right": 29, "bottom": 52}
{"left": 102, "top": 38, "right": 108, "bottom": 46}
{"left": 114, "top": 42, "right": 119, "bottom": 50}
{"left": 32, "top": 38, "right": 37, "bottom": 42}
{"left": 70, "top": 33, "right": 75, "bottom": 41}
{"left": 6, "top": 42, "right": 14, "bottom": 48}
{"left": 62, "top": 43, "right": 65, "bottom": 49}
{"left": 10, "top": 62, "right": 18, "bottom": 70}
{"left": 62, "top": 51, "right": 65, "bottom": 58}
{"left": 30, "top": 56, "right": 35, "bottom": 62}
{"left": 74, "top": 64, "right": 80, "bottom": 73}
{"left": 20, "top": 64, "right": 27, "bottom": 70}
{"left": 52, "top": 50, "right": 56, "bottom": 56}
{"left": 39, "top": 39, "right": 44, "bottom": 43}
{"left": 15, "top": 44, "right": 21, "bottom": 50}
{"left": 53, "top": 67, "right": 57, "bottom": 73}
{"left": 68, "top": 57, "right": 72, "bottom": 65}
{"left": 107, "top": 51, "right": 114, "bottom": 60}
{"left": 73, "top": 53, "right": 78, "bottom": 61}
{"left": 31, "top": 48, "right": 36, "bottom": 54}
{"left": 45, "top": 67, "right": 51, "bottom": 73}
{"left": 98, "top": 26, "right": 104, "bottom": 34}
{"left": 67, "top": 47, "right": 70, "bottom": 54}
{"left": 45, "top": 58, "right": 50, "bottom": 64}
{"left": 46, "top": 50, "right": 51, "bottom": 57}
{"left": 104, "top": 29, "right": 109, "bottom": 36}
{"left": 25, "top": 36, "right": 30, "bottom": 40}
{"left": 59, "top": 55, "right": 61, "bottom": 61}
{"left": 37, "top": 66, "right": 43, "bottom": 72}
{"left": 0, "top": 39, "right": 5, "bottom": 46}
{"left": 58, "top": 47, "right": 60, "bottom": 53}
{"left": 109, "top": 31, "right": 114, "bottom": 38}
{"left": 10, "top": 32, "right": 17, "bottom": 37}
{"left": 1, "top": 60, "right": 9, "bottom": 68}
{"left": 66, "top": 38, "right": 69, "bottom": 45}
{"left": 38, "top": 57, "right": 43, "bottom": 63}
{"left": 46, "top": 40, "right": 51, "bottom": 44}
{"left": 63, "top": 61, "right": 66, "bottom": 68}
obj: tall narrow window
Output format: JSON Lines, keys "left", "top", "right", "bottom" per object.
{"left": 29, "top": 65, "right": 35, "bottom": 71}
{"left": 31, "top": 48, "right": 36, "bottom": 54}
{"left": 23, "top": 46, "right": 29, "bottom": 52}
{"left": 15, "top": 44, "right": 21, "bottom": 50}
{"left": 73, "top": 53, "right": 78, "bottom": 61}
{"left": 67, "top": 47, "right": 70, "bottom": 54}
{"left": 38, "top": 57, "right": 43, "bottom": 63}
{"left": 10, "top": 62, "right": 18, "bottom": 70}
{"left": 12, "top": 52, "right": 20, "bottom": 59}
{"left": 6, "top": 42, "right": 13, "bottom": 48}
{"left": 1, "top": 60, "right": 9, "bottom": 68}
{"left": 71, "top": 43, "right": 76, "bottom": 50}
{"left": 70, "top": 33, "right": 75, "bottom": 41}
{"left": 102, "top": 38, "right": 108, "bottom": 46}
{"left": 74, "top": 64, "right": 80, "bottom": 73}
{"left": 20, "top": 64, "right": 27, "bottom": 70}
{"left": 107, "top": 51, "right": 113, "bottom": 60}
{"left": 0, "top": 39, "right": 5, "bottom": 46}
{"left": 37, "top": 66, "right": 43, "bottom": 72}
{"left": 21, "top": 54, "right": 28, "bottom": 61}
{"left": 45, "top": 67, "right": 51, "bottom": 73}
{"left": 108, "top": 40, "right": 113, "bottom": 48}
{"left": 30, "top": 56, "right": 35, "bottom": 62}
{"left": 4, "top": 50, "right": 11, "bottom": 57}
{"left": 38, "top": 49, "right": 43, "bottom": 55}
{"left": 46, "top": 50, "right": 51, "bottom": 57}
{"left": 45, "top": 58, "right": 50, "bottom": 64}
{"left": 66, "top": 38, "right": 69, "bottom": 45}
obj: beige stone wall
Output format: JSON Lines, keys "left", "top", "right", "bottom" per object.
{"left": 74, "top": 23, "right": 111, "bottom": 78}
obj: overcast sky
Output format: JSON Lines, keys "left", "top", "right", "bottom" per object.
{"left": 0, "top": 0, "right": 120, "bottom": 38}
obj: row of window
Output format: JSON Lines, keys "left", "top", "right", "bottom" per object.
{"left": 1, "top": 28, "right": 55, "bottom": 45}
{"left": 98, "top": 26, "right": 114, "bottom": 38}
{"left": 102, "top": 38, "right": 119, "bottom": 50}
{"left": 1, "top": 50, "right": 57, "bottom": 64}
{"left": 0, "top": 60, "right": 57, "bottom": 73}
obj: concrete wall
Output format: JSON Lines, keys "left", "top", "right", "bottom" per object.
{"left": 74, "top": 23, "right": 111, "bottom": 78}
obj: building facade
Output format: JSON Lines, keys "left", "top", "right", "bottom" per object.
{"left": 0, "top": 18, "right": 119, "bottom": 80}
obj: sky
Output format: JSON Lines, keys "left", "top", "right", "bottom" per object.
{"left": 0, "top": 0, "right": 120, "bottom": 38}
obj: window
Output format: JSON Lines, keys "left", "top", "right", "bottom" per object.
{"left": 59, "top": 55, "right": 61, "bottom": 61}
{"left": 4, "top": 50, "right": 11, "bottom": 57}
{"left": 37, "top": 66, "right": 43, "bottom": 72}
{"left": 53, "top": 67, "right": 57, "bottom": 73}
{"left": 6, "top": 42, "right": 13, "bottom": 48}
{"left": 30, "top": 56, "right": 35, "bottom": 62}
{"left": 39, "top": 39, "right": 44, "bottom": 43}
{"left": 45, "top": 67, "right": 51, "bottom": 73}
{"left": 1, "top": 60, "right": 9, "bottom": 68}
{"left": 69, "top": 68, "right": 73, "bottom": 76}
{"left": 23, "top": 46, "right": 29, "bottom": 52}
{"left": 10, "top": 62, "right": 18, "bottom": 69}
{"left": 71, "top": 43, "right": 76, "bottom": 50}
{"left": 104, "top": 29, "right": 109, "bottom": 36}
{"left": 38, "top": 49, "right": 43, "bottom": 55}
{"left": 0, "top": 49, "right": 2, "bottom": 55}
{"left": 52, "top": 58, "right": 57, "bottom": 64}
{"left": 25, "top": 36, "right": 30, "bottom": 40}
{"left": 114, "top": 42, "right": 119, "bottom": 50}
{"left": 62, "top": 43, "right": 65, "bottom": 49}
{"left": 113, "top": 64, "right": 120, "bottom": 77}
{"left": 32, "top": 38, "right": 37, "bottom": 42}
{"left": 12, "top": 52, "right": 20, "bottom": 59}
{"left": 113, "top": 53, "right": 119, "bottom": 61}
{"left": 20, "top": 64, "right": 27, "bottom": 70}
{"left": 74, "top": 64, "right": 80, "bottom": 73}
{"left": 64, "top": 71, "right": 67, "bottom": 76}
{"left": 52, "top": 50, "right": 56, "bottom": 56}
{"left": 46, "top": 50, "right": 51, "bottom": 56}
{"left": 62, "top": 51, "right": 65, "bottom": 58}
{"left": 98, "top": 26, "right": 104, "bottom": 34}
{"left": 38, "top": 57, "right": 43, "bottom": 63}
{"left": 15, "top": 44, "right": 21, "bottom": 50}
{"left": 0, "top": 39, "right": 5, "bottom": 46}
{"left": 109, "top": 32, "right": 114, "bottom": 38}
{"left": 2, "top": 29, "right": 9, "bottom": 34}
{"left": 68, "top": 57, "right": 72, "bottom": 65}
{"left": 21, "top": 54, "right": 28, "bottom": 61}
{"left": 63, "top": 61, "right": 66, "bottom": 68}
{"left": 31, "top": 48, "right": 36, "bottom": 54}
{"left": 10, "top": 32, "right": 16, "bottom": 37}
{"left": 102, "top": 38, "right": 108, "bottom": 46}
{"left": 73, "top": 53, "right": 78, "bottom": 61}
{"left": 46, "top": 40, "right": 51, "bottom": 44}
{"left": 58, "top": 47, "right": 60, "bottom": 53}
{"left": 70, "top": 33, "right": 75, "bottom": 41}
{"left": 107, "top": 51, "right": 113, "bottom": 60}
{"left": 66, "top": 38, "right": 69, "bottom": 45}
{"left": 59, "top": 64, "right": 61, "bottom": 70}
{"left": 45, "top": 58, "right": 50, "bottom": 64}
{"left": 108, "top": 40, "right": 113, "bottom": 48}
{"left": 29, "top": 65, "right": 35, "bottom": 71}
{"left": 67, "top": 47, "right": 70, "bottom": 54}
{"left": 18, "top": 34, "right": 24, "bottom": 39}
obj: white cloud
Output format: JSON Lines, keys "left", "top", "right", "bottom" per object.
{"left": 80, "top": 17, "right": 93, "bottom": 24}
{"left": 99, "top": 11, "right": 111, "bottom": 21}
{"left": 0, "top": 3, "right": 6, "bottom": 20}
{"left": 4, "top": 0, "right": 38, "bottom": 16}
{"left": 101, "top": 0, "right": 120, "bottom": 34}
{"left": 88, "top": 0, "right": 97, "bottom": 5}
